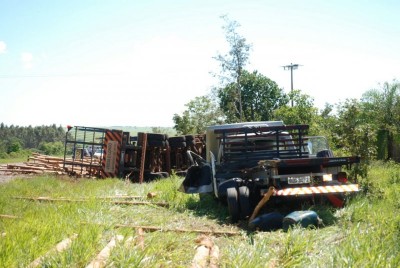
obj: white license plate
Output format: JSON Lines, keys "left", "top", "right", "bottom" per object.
{"left": 288, "top": 176, "right": 311, "bottom": 184}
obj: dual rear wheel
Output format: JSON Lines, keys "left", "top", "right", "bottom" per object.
{"left": 226, "top": 186, "right": 252, "bottom": 223}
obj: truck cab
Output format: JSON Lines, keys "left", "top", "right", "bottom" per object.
{"left": 180, "top": 121, "right": 360, "bottom": 222}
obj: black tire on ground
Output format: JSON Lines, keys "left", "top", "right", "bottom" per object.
{"left": 227, "top": 187, "right": 240, "bottom": 223}
{"left": 238, "top": 186, "right": 251, "bottom": 220}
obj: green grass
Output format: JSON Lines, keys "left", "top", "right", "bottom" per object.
{"left": 0, "top": 156, "right": 29, "bottom": 164}
{"left": 1, "top": 163, "right": 399, "bottom": 267}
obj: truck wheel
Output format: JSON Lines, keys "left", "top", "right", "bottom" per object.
{"left": 147, "top": 133, "right": 167, "bottom": 141}
{"left": 239, "top": 186, "right": 251, "bottom": 219}
{"left": 227, "top": 187, "right": 239, "bottom": 223}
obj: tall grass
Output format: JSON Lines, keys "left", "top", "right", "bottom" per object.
{"left": 0, "top": 162, "right": 399, "bottom": 267}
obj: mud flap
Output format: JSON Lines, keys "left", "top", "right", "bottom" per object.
{"left": 326, "top": 194, "right": 345, "bottom": 208}
{"left": 178, "top": 164, "right": 213, "bottom": 194}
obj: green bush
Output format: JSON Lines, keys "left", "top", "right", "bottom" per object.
{"left": 38, "top": 141, "right": 64, "bottom": 156}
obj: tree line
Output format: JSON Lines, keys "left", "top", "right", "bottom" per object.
{"left": 0, "top": 123, "right": 66, "bottom": 158}
{"left": 172, "top": 16, "right": 400, "bottom": 178}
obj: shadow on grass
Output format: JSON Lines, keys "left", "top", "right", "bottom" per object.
{"left": 180, "top": 193, "right": 341, "bottom": 232}
{"left": 182, "top": 194, "right": 231, "bottom": 225}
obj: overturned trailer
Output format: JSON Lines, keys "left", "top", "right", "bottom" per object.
{"left": 63, "top": 126, "right": 205, "bottom": 181}
{"left": 180, "top": 121, "right": 360, "bottom": 222}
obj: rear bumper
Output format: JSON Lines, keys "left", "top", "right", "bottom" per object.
{"left": 273, "top": 184, "right": 359, "bottom": 196}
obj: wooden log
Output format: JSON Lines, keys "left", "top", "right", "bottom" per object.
{"left": 7, "top": 164, "right": 46, "bottom": 170}
{"left": 191, "top": 245, "right": 209, "bottom": 268}
{"left": 12, "top": 197, "right": 169, "bottom": 207}
{"left": 123, "top": 236, "right": 135, "bottom": 248}
{"left": 209, "top": 244, "right": 220, "bottom": 268}
{"left": 139, "top": 133, "right": 147, "bottom": 183}
{"left": 81, "top": 222, "right": 241, "bottom": 237}
{"left": 191, "top": 235, "right": 220, "bottom": 268}
{"left": 28, "top": 234, "right": 78, "bottom": 268}
{"left": 0, "top": 169, "right": 43, "bottom": 174}
{"left": 0, "top": 214, "right": 19, "bottom": 219}
{"left": 111, "top": 200, "right": 169, "bottom": 208}
{"left": 136, "top": 228, "right": 145, "bottom": 250}
{"left": 95, "top": 195, "right": 144, "bottom": 200}
{"left": 13, "top": 197, "right": 88, "bottom": 203}
{"left": 31, "top": 153, "right": 64, "bottom": 162}
{"left": 86, "top": 235, "right": 124, "bottom": 268}
{"left": 191, "top": 235, "right": 212, "bottom": 268}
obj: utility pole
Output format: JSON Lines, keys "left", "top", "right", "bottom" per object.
{"left": 283, "top": 63, "right": 301, "bottom": 107}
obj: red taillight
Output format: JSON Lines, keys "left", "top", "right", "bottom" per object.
{"left": 337, "top": 172, "right": 348, "bottom": 183}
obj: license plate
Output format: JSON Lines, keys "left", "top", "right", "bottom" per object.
{"left": 288, "top": 176, "right": 311, "bottom": 184}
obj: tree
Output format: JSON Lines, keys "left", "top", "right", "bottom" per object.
{"left": 313, "top": 103, "right": 340, "bottom": 147}
{"left": 0, "top": 123, "right": 66, "bottom": 157}
{"left": 272, "top": 90, "right": 317, "bottom": 128}
{"left": 335, "top": 99, "right": 376, "bottom": 178}
{"left": 218, "top": 70, "right": 288, "bottom": 122}
{"left": 172, "top": 95, "right": 225, "bottom": 135}
{"left": 362, "top": 80, "right": 400, "bottom": 160}
{"left": 213, "top": 15, "right": 252, "bottom": 122}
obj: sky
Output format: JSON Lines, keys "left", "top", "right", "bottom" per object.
{"left": 1, "top": 0, "right": 399, "bottom": 128}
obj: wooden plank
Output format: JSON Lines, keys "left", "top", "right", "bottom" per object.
{"left": 82, "top": 222, "right": 241, "bottom": 237}
{"left": 13, "top": 196, "right": 169, "bottom": 207}
{"left": 7, "top": 164, "right": 46, "bottom": 170}
{"left": 28, "top": 234, "right": 78, "bottom": 268}
{"left": 136, "top": 228, "right": 145, "bottom": 250}
{"left": 0, "top": 169, "right": 43, "bottom": 174}
{"left": 0, "top": 214, "right": 19, "bottom": 219}
{"left": 191, "top": 235, "right": 219, "bottom": 268}
{"left": 86, "top": 235, "right": 124, "bottom": 268}
{"left": 139, "top": 133, "right": 147, "bottom": 183}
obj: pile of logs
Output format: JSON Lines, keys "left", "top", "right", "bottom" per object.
{"left": 0, "top": 153, "right": 66, "bottom": 175}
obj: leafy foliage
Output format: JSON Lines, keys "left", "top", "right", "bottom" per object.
{"left": 172, "top": 95, "right": 224, "bottom": 134}
{"left": 334, "top": 99, "right": 376, "bottom": 178}
{"left": 361, "top": 80, "right": 400, "bottom": 160}
{"left": 38, "top": 141, "right": 64, "bottom": 156}
{"left": 273, "top": 89, "right": 317, "bottom": 127}
{"left": 0, "top": 123, "right": 65, "bottom": 158}
{"left": 218, "top": 70, "right": 288, "bottom": 123}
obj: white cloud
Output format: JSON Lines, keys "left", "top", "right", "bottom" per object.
{"left": 0, "top": 41, "right": 6, "bottom": 54}
{"left": 21, "top": 52, "right": 33, "bottom": 69}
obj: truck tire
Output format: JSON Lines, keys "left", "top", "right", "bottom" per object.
{"left": 148, "top": 140, "right": 168, "bottom": 147}
{"left": 227, "top": 187, "right": 240, "bottom": 223}
{"left": 169, "top": 141, "right": 186, "bottom": 148}
{"left": 239, "top": 186, "right": 251, "bottom": 219}
{"left": 147, "top": 133, "right": 167, "bottom": 141}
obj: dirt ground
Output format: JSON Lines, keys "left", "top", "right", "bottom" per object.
{"left": 0, "top": 174, "right": 19, "bottom": 184}
{"left": 0, "top": 164, "right": 29, "bottom": 184}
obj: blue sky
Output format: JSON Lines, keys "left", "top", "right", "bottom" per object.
{"left": 1, "top": 0, "right": 399, "bottom": 127}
